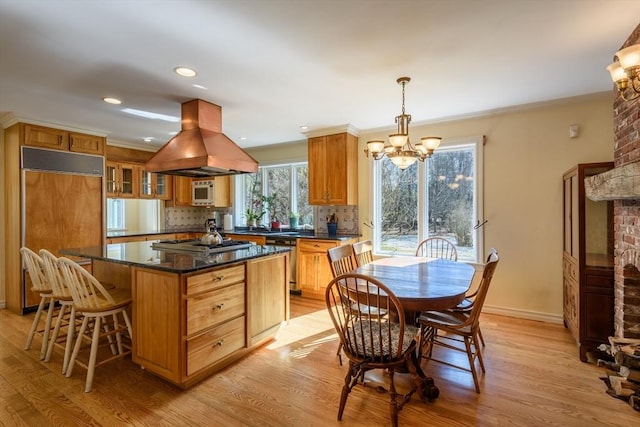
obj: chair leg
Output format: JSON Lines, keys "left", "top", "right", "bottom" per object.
{"left": 337, "top": 361, "right": 360, "bottom": 421}
{"left": 474, "top": 331, "right": 486, "bottom": 373}
{"left": 66, "top": 315, "right": 89, "bottom": 378}
{"left": 388, "top": 368, "right": 399, "bottom": 427}
{"left": 62, "top": 307, "right": 76, "bottom": 375}
{"left": 477, "top": 325, "right": 486, "bottom": 347}
{"left": 44, "top": 303, "right": 67, "bottom": 362}
{"left": 24, "top": 295, "right": 47, "bottom": 350}
{"left": 336, "top": 342, "right": 343, "bottom": 366}
{"left": 39, "top": 297, "right": 56, "bottom": 360}
{"left": 84, "top": 315, "right": 102, "bottom": 393}
{"left": 464, "top": 336, "right": 481, "bottom": 393}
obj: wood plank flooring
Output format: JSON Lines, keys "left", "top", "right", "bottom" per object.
{"left": 1, "top": 296, "right": 638, "bottom": 426}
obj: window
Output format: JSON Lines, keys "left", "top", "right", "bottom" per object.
{"left": 237, "top": 162, "right": 313, "bottom": 227}
{"left": 372, "top": 136, "right": 483, "bottom": 262}
{"left": 106, "top": 198, "right": 125, "bottom": 230}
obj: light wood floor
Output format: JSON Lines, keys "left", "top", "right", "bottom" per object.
{"left": 1, "top": 296, "right": 638, "bottom": 426}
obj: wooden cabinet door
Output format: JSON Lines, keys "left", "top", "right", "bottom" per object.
{"left": 69, "top": 132, "right": 105, "bottom": 155}
{"left": 119, "top": 163, "right": 137, "bottom": 198}
{"left": 106, "top": 161, "right": 119, "bottom": 197}
{"left": 171, "top": 176, "right": 193, "bottom": 206}
{"left": 325, "top": 133, "right": 348, "bottom": 204}
{"left": 308, "top": 136, "right": 327, "bottom": 204}
{"left": 139, "top": 169, "right": 172, "bottom": 200}
{"left": 131, "top": 268, "right": 181, "bottom": 383}
{"left": 297, "top": 239, "right": 338, "bottom": 299}
{"left": 23, "top": 124, "right": 68, "bottom": 150}
{"left": 155, "top": 173, "right": 172, "bottom": 200}
{"left": 214, "top": 175, "right": 231, "bottom": 207}
{"left": 307, "top": 132, "right": 357, "bottom": 205}
{"left": 107, "top": 161, "right": 138, "bottom": 198}
{"left": 247, "top": 254, "right": 286, "bottom": 344}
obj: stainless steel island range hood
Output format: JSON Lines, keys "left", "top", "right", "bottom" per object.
{"left": 145, "top": 99, "right": 258, "bottom": 177}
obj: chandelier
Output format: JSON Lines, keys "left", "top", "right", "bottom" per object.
{"left": 607, "top": 44, "right": 640, "bottom": 101}
{"left": 365, "top": 77, "right": 441, "bottom": 170}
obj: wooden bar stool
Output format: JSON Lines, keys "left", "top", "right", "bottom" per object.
{"left": 21, "top": 247, "right": 55, "bottom": 360}
{"left": 57, "top": 257, "right": 133, "bottom": 393}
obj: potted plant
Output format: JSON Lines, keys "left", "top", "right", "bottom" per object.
{"left": 262, "top": 193, "right": 282, "bottom": 230}
{"left": 245, "top": 203, "right": 265, "bottom": 228}
{"left": 289, "top": 211, "right": 299, "bottom": 229}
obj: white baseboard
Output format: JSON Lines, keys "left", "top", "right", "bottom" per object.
{"left": 483, "top": 304, "right": 564, "bottom": 325}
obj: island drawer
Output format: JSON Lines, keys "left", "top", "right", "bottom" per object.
{"left": 186, "top": 264, "right": 245, "bottom": 295}
{"left": 187, "top": 282, "right": 245, "bottom": 335}
{"left": 187, "top": 316, "right": 245, "bottom": 376}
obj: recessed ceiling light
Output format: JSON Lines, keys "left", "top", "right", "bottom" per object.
{"left": 240, "top": 137, "right": 247, "bottom": 140}
{"left": 103, "top": 97, "right": 122, "bottom": 105}
{"left": 192, "top": 84, "right": 208, "bottom": 90}
{"left": 174, "top": 66, "right": 197, "bottom": 77}
{"left": 143, "top": 137, "right": 153, "bottom": 142}
{"left": 300, "top": 125, "right": 308, "bottom": 130}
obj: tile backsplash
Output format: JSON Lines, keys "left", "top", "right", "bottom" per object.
{"left": 165, "top": 207, "right": 212, "bottom": 231}
{"left": 166, "top": 205, "right": 359, "bottom": 234}
{"left": 315, "top": 205, "right": 359, "bottom": 234}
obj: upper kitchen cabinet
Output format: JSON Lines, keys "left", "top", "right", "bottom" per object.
{"left": 106, "top": 161, "right": 138, "bottom": 198}
{"left": 308, "top": 132, "right": 358, "bottom": 205}
{"left": 169, "top": 176, "right": 193, "bottom": 207}
{"left": 23, "top": 123, "right": 105, "bottom": 155}
{"left": 139, "top": 168, "right": 173, "bottom": 200}
{"left": 213, "top": 175, "right": 231, "bottom": 207}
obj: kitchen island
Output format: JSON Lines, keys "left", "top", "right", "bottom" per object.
{"left": 61, "top": 241, "right": 291, "bottom": 388}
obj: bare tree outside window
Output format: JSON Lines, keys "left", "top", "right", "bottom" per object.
{"left": 239, "top": 163, "right": 313, "bottom": 228}
{"left": 377, "top": 142, "right": 479, "bottom": 261}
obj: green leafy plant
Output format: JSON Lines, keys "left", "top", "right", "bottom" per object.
{"left": 262, "top": 193, "right": 282, "bottom": 222}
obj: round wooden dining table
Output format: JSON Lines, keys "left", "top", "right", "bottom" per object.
{"left": 351, "top": 256, "right": 476, "bottom": 401}
{"left": 352, "top": 256, "right": 476, "bottom": 313}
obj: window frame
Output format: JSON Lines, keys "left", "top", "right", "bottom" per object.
{"left": 370, "top": 135, "right": 484, "bottom": 263}
{"left": 234, "top": 161, "right": 310, "bottom": 227}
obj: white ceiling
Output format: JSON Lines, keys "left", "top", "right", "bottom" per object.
{"left": 1, "top": 0, "right": 638, "bottom": 150}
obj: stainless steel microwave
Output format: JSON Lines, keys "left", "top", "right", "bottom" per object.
{"left": 192, "top": 180, "right": 215, "bottom": 206}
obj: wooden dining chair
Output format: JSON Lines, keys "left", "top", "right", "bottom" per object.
{"left": 352, "top": 240, "right": 373, "bottom": 267}
{"left": 57, "top": 257, "right": 133, "bottom": 393}
{"left": 417, "top": 249, "right": 499, "bottom": 393}
{"left": 21, "top": 247, "right": 55, "bottom": 360}
{"left": 325, "top": 273, "right": 422, "bottom": 427}
{"left": 415, "top": 237, "right": 458, "bottom": 261}
{"left": 449, "top": 250, "right": 499, "bottom": 347}
{"left": 327, "top": 245, "right": 387, "bottom": 365}
{"left": 327, "top": 244, "right": 357, "bottom": 277}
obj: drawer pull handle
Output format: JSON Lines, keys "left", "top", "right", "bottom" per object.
{"left": 214, "top": 339, "right": 225, "bottom": 347}
{"left": 212, "top": 303, "right": 224, "bottom": 311}
{"left": 214, "top": 275, "right": 225, "bottom": 281}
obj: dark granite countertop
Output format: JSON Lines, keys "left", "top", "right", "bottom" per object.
{"left": 61, "top": 241, "right": 291, "bottom": 274}
{"left": 106, "top": 228, "right": 360, "bottom": 242}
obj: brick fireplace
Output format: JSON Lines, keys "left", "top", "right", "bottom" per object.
{"left": 612, "top": 24, "right": 640, "bottom": 339}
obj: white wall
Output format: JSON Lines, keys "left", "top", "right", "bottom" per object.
{"left": 248, "top": 92, "right": 615, "bottom": 323}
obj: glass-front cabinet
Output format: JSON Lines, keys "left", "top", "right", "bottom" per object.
{"left": 139, "top": 168, "right": 172, "bottom": 200}
{"left": 106, "top": 161, "right": 137, "bottom": 198}
{"left": 562, "top": 162, "right": 614, "bottom": 361}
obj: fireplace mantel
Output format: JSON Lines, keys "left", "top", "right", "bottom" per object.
{"left": 585, "top": 161, "right": 640, "bottom": 201}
